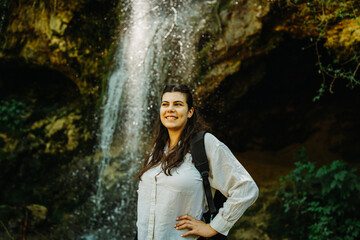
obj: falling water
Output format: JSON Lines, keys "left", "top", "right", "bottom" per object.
{"left": 85, "top": 1, "right": 219, "bottom": 239}
{"left": 95, "top": 0, "right": 153, "bottom": 208}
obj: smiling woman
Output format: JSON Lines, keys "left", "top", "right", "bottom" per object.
{"left": 135, "top": 84, "right": 259, "bottom": 240}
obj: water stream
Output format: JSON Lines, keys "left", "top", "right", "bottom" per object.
{"left": 86, "top": 1, "right": 219, "bottom": 239}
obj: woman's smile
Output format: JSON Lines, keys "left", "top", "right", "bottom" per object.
{"left": 165, "top": 115, "right": 178, "bottom": 120}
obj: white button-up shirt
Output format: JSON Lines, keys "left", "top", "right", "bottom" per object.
{"left": 137, "top": 133, "right": 259, "bottom": 240}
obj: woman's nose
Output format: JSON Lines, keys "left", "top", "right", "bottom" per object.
{"left": 167, "top": 104, "right": 175, "bottom": 111}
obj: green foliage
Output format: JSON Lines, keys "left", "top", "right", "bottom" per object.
{"left": 275, "top": 147, "right": 360, "bottom": 240}
{"left": 312, "top": 83, "right": 325, "bottom": 102}
{"left": 0, "top": 99, "right": 28, "bottom": 132}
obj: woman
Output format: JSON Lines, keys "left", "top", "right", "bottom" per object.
{"left": 137, "top": 84, "right": 258, "bottom": 239}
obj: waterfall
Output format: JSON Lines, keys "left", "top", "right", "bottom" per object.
{"left": 95, "top": 0, "right": 153, "bottom": 208}
{"left": 85, "top": 1, "right": 219, "bottom": 239}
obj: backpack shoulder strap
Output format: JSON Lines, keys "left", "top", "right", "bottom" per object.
{"left": 190, "top": 131, "right": 217, "bottom": 218}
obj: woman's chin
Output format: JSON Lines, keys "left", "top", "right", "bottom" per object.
{"left": 165, "top": 125, "right": 184, "bottom": 132}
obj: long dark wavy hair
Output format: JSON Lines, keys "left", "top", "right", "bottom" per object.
{"left": 137, "top": 84, "right": 208, "bottom": 180}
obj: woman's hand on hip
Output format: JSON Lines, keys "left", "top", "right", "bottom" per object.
{"left": 174, "top": 214, "right": 218, "bottom": 238}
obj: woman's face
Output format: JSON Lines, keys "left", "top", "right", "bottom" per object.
{"left": 160, "top": 92, "right": 194, "bottom": 133}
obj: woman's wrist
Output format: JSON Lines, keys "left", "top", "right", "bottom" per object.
{"left": 206, "top": 223, "right": 218, "bottom": 237}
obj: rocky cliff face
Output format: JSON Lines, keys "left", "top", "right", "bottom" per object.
{"left": 0, "top": 0, "right": 119, "bottom": 176}
{"left": 196, "top": 0, "right": 360, "bottom": 97}
{"left": 2, "top": 0, "right": 359, "bottom": 102}
{"left": 1, "top": 0, "right": 119, "bottom": 100}
{"left": 0, "top": 0, "right": 359, "bottom": 239}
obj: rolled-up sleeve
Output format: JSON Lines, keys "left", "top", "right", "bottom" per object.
{"left": 204, "top": 133, "right": 259, "bottom": 236}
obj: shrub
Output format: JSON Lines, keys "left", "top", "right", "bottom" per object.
{"left": 0, "top": 99, "right": 28, "bottom": 132}
{"left": 276, "top": 147, "right": 360, "bottom": 240}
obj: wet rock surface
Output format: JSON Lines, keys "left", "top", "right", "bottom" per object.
{"left": 0, "top": 0, "right": 119, "bottom": 101}
{"left": 204, "top": 37, "right": 360, "bottom": 163}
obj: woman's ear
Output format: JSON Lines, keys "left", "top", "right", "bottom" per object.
{"left": 188, "top": 107, "right": 194, "bottom": 118}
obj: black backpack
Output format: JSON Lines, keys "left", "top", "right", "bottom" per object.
{"left": 190, "top": 131, "right": 227, "bottom": 240}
